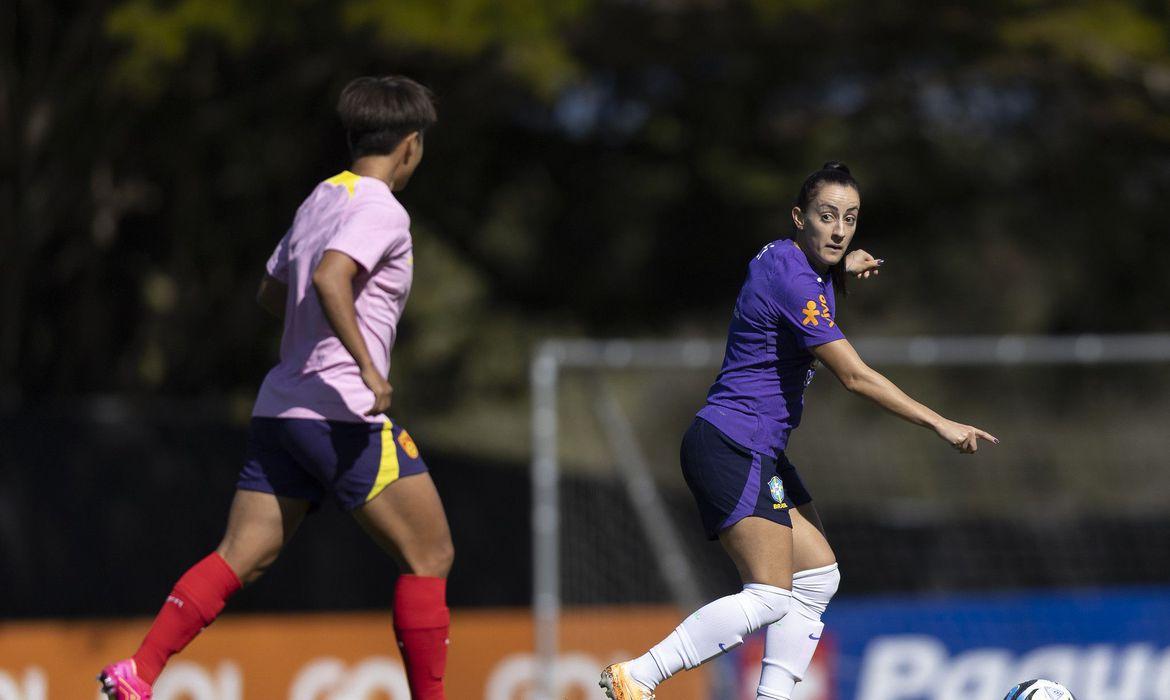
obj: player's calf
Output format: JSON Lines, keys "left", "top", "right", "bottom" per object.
{"left": 97, "top": 552, "right": 242, "bottom": 694}
{"left": 757, "top": 563, "right": 840, "bottom": 700}
{"left": 618, "top": 583, "right": 792, "bottom": 694}
{"left": 393, "top": 574, "right": 451, "bottom": 700}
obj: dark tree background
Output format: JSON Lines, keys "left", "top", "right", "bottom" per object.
{"left": 4, "top": 0, "right": 1170, "bottom": 616}
{"left": 2, "top": 0, "right": 1169, "bottom": 462}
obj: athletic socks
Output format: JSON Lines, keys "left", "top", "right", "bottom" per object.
{"left": 757, "top": 563, "right": 840, "bottom": 700}
{"left": 393, "top": 574, "right": 450, "bottom": 700}
{"left": 132, "top": 552, "right": 242, "bottom": 684}
{"left": 627, "top": 583, "right": 792, "bottom": 691}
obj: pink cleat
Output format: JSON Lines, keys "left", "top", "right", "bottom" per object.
{"left": 98, "top": 659, "right": 152, "bottom": 699}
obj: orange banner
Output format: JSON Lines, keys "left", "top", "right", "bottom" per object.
{"left": 0, "top": 607, "right": 706, "bottom": 699}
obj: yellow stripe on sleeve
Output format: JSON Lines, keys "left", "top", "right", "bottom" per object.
{"left": 324, "top": 170, "right": 361, "bottom": 198}
{"left": 366, "top": 421, "right": 400, "bottom": 502}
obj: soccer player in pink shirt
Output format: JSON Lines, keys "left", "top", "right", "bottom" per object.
{"left": 99, "top": 76, "right": 453, "bottom": 700}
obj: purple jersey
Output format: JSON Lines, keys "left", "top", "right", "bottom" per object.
{"left": 697, "top": 239, "right": 845, "bottom": 456}
{"left": 253, "top": 171, "right": 413, "bottom": 423}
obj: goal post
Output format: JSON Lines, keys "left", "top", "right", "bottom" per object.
{"left": 530, "top": 333, "right": 1170, "bottom": 700}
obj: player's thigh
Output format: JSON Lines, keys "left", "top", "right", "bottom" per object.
{"left": 719, "top": 515, "right": 794, "bottom": 589}
{"left": 216, "top": 490, "right": 310, "bottom": 583}
{"left": 352, "top": 472, "right": 454, "bottom": 578}
{"left": 791, "top": 502, "right": 836, "bottom": 573}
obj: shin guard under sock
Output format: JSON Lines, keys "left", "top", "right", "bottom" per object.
{"left": 133, "top": 552, "right": 242, "bottom": 683}
{"left": 393, "top": 574, "right": 450, "bottom": 700}
{"left": 757, "top": 563, "right": 841, "bottom": 700}
{"left": 627, "top": 583, "right": 792, "bottom": 691}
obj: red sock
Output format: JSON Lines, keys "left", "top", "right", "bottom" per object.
{"left": 393, "top": 574, "right": 450, "bottom": 700}
{"left": 132, "top": 552, "right": 241, "bottom": 684}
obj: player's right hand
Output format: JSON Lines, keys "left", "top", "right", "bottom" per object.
{"left": 845, "top": 249, "right": 883, "bottom": 278}
{"left": 361, "top": 366, "right": 393, "bottom": 416}
{"left": 935, "top": 419, "right": 999, "bottom": 454}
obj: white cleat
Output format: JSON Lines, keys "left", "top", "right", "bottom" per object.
{"left": 599, "top": 662, "right": 655, "bottom": 699}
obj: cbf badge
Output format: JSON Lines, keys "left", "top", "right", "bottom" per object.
{"left": 768, "top": 476, "right": 788, "bottom": 510}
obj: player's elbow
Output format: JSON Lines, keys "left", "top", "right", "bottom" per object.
{"left": 840, "top": 367, "right": 873, "bottom": 394}
{"left": 311, "top": 267, "right": 328, "bottom": 292}
{"left": 311, "top": 267, "right": 339, "bottom": 299}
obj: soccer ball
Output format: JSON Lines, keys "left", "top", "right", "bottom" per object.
{"left": 1003, "top": 679, "right": 1076, "bottom": 700}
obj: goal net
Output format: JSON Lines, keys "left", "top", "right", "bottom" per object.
{"left": 530, "top": 334, "right": 1170, "bottom": 700}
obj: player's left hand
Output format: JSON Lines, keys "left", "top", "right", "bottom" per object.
{"left": 935, "top": 418, "right": 999, "bottom": 454}
{"left": 845, "top": 249, "right": 883, "bottom": 279}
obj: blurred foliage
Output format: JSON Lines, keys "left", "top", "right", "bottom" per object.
{"left": 3, "top": 0, "right": 1170, "bottom": 459}
{"left": 106, "top": 0, "right": 588, "bottom": 94}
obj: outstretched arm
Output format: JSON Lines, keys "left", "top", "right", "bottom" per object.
{"left": 811, "top": 338, "right": 999, "bottom": 453}
{"left": 312, "top": 250, "right": 392, "bottom": 416}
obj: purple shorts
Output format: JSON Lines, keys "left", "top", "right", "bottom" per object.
{"left": 238, "top": 417, "right": 428, "bottom": 511}
{"left": 680, "top": 417, "right": 813, "bottom": 540}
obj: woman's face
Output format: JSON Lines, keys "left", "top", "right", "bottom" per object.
{"left": 791, "top": 182, "right": 860, "bottom": 271}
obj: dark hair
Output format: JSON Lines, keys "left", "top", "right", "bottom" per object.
{"left": 794, "top": 161, "right": 861, "bottom": 295}
{"left": 338, "top": 76, "right": 438, "bottom": 159}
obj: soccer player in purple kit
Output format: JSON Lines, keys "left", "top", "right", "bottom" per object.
{"left": 601, "top": 162, "right": 999, "bottom": 700}
{"left": 99, "top": 76, "right": 453, "bottom": 700}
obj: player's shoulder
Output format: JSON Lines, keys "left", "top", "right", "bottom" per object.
{"left": 753, "top": 239, "right": 819, "bottom": 290}
{"left": 314, "top": 171, "right": 410, "bottom": 228}
{"left": 350, "top": 178, "right": 410, "bottom": 228}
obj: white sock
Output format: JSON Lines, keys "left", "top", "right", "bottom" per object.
{"left": 757, "top": 564, "right": 840, "bottom": 700}
{"left": 627, "top": 583, "right": 791, "bottom": 691}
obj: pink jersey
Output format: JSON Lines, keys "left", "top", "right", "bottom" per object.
{"left": 253, "top": 171, "right": 413, "bottom": 423}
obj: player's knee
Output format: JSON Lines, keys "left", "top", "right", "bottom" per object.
{"left": 216, "top": 542, "right": 281, "bottom": 587}
{"left": 740, "top": 583, "right": 793, "bottom": 630}
{"left": 409, "top": 539, "right": 454, "bottom": 578}
{"left": 791, "top": 562, "right": 839, "bottom": 618}
{"left": 243, "top": 553, "right": 279, "bottom": 586}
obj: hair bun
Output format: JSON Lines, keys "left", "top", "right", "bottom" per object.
{"left": 822, "top": 160, "right": 850, "bottom": 175}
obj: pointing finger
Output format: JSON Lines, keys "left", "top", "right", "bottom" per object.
{"left": 975, "top": 428, "right": 999, "bottom": 444}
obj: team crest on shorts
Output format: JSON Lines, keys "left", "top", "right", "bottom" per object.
{"left": 768, "top": 476, "right": 788, "bottom": 510}
{"left": 397, "top": 430, "right": 420, "bottom": 459}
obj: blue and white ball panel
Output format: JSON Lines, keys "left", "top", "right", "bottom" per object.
{"left": 1004, "top": 679, "right": 1076, "bottom": 700}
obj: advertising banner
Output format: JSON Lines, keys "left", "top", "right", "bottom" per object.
{"left": 3, "top": 588, "right": 1169, "bottom": 699}
{"left": 0, "top": 607, "right": 706, "bottom": 700}
{"left": 778, "top": 586, "right": 1170, "bottom": 700}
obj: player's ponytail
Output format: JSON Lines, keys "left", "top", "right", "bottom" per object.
{"left": 821, "top": 161, "right": 851, "bottom": 176}
{"left": 794, "top": 161, "right": 861, "bottom": 296}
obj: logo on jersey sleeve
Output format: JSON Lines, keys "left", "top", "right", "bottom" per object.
{"left": 818, "top": 294, "right": 835, "bottom": 328}
{"left": 801, "top": 301, "right": 822, "bottom": 326}
{"left": 768, "top": 476, "right": 788, "bottom": 510}
{"left": 801, "top": 296, "right": 836, "bottom": 328}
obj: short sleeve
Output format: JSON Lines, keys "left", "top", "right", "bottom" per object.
{"left": 265, "top": 228, "right": 292, "bottom": 283}
{"left": 772, "top": 270, "right": 846, "bottom": 349}
{"left": 325, "top": 202, "right": 410, "bottom": 272}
